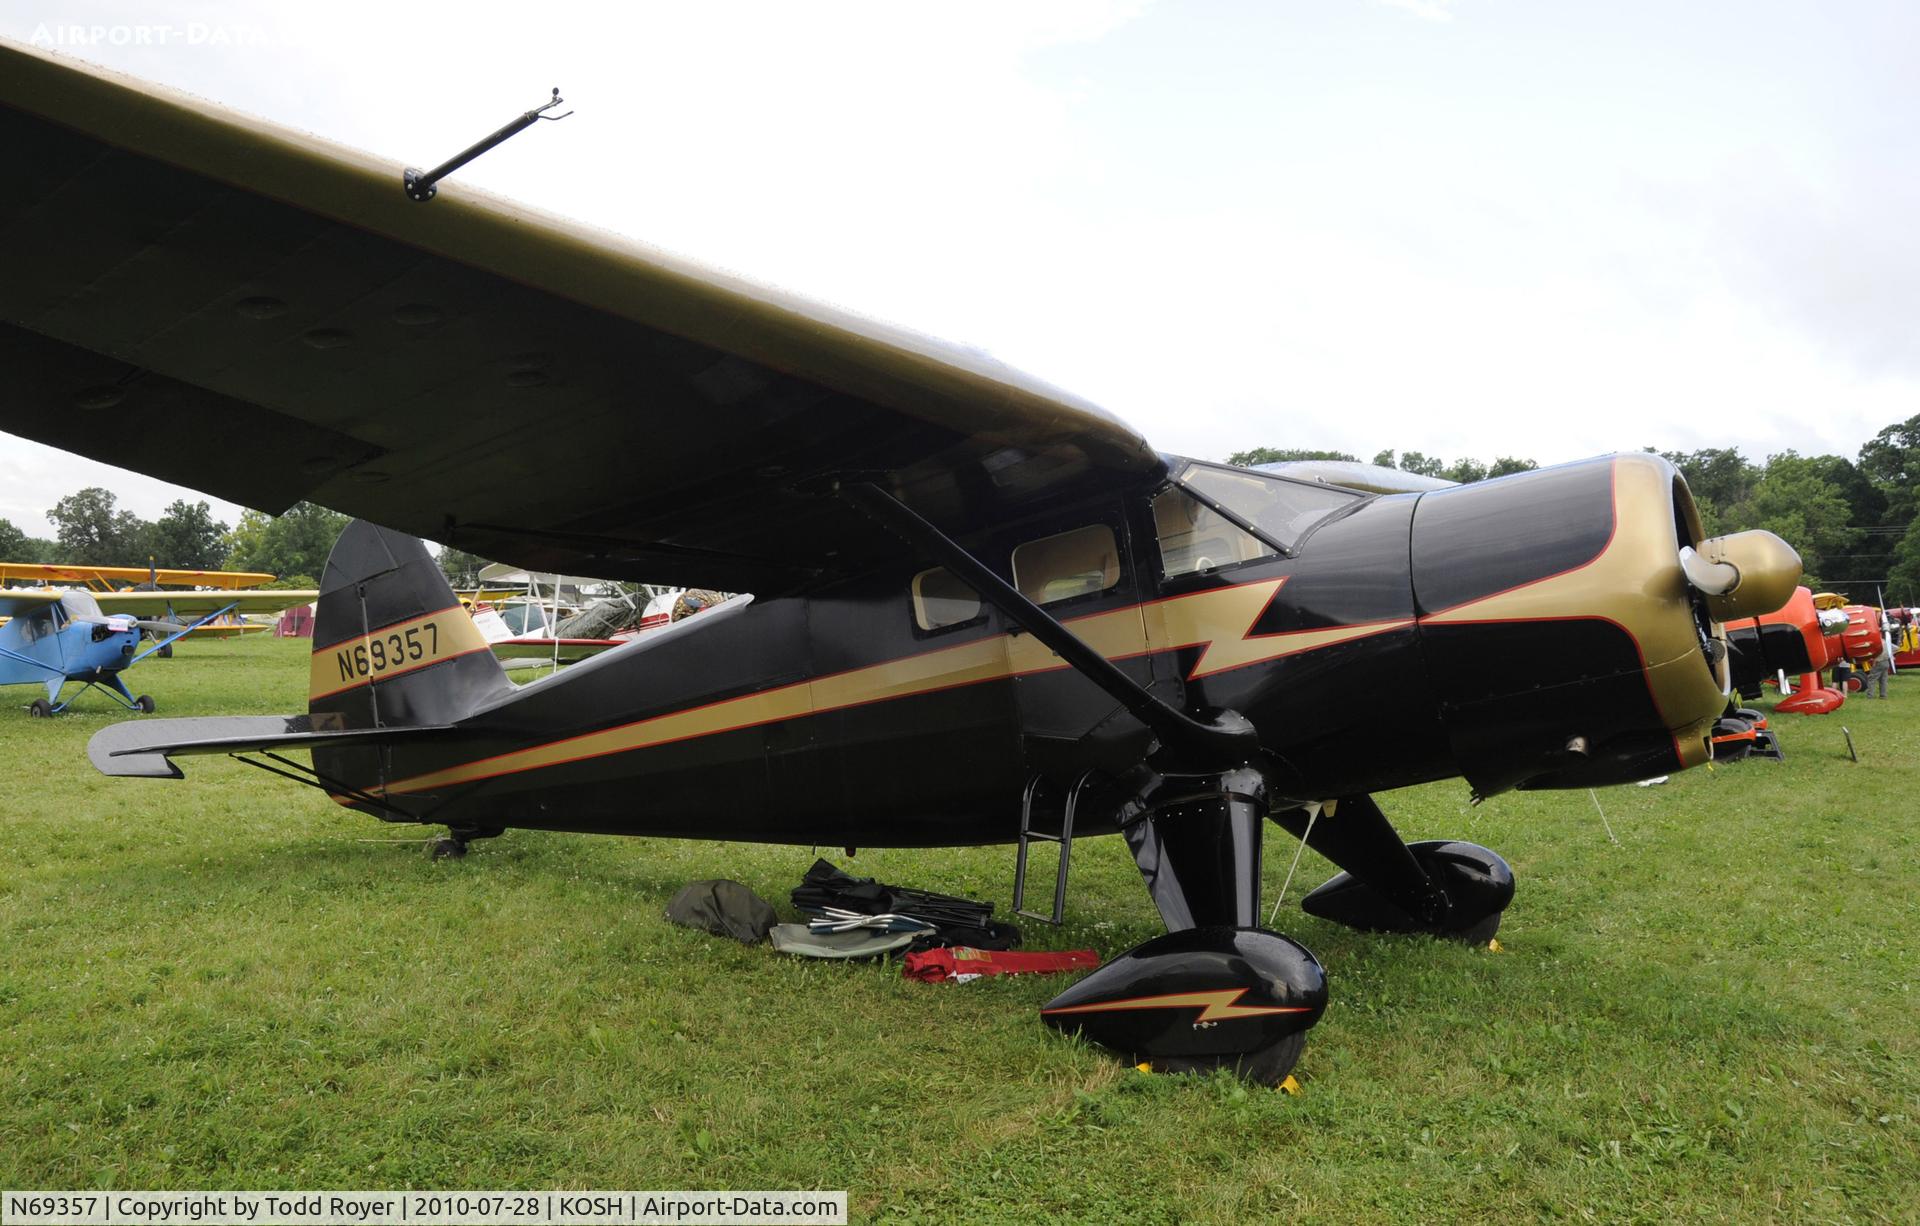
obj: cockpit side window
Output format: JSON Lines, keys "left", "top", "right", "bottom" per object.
{"left": 16, "top": 607, "right": 52, "bottom": 644}
{"left": 911, "top": 567, "right": 983, "bottom": 631}
{"left": 1153, "top": 487, "right": 1274, "bottom": 579}
{"left": 1012, "top": 524, "right": 1120, "bottom": 606}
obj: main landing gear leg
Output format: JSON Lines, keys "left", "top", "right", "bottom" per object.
{"left": 1269, "top": 793, "right": 1513, "bottom": 943}
{"left": 1042, "top": 768, "right": 1328, "bottom": 1086}
{"left": 1121, "top": 773, "right": 1266, "bottom": 929}
{"left": 427, "top": 826, "right": 503, "bottom": 860}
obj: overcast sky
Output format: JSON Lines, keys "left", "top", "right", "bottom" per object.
{"left": 3, "top": 0, "right": 1916, "bottom": 538}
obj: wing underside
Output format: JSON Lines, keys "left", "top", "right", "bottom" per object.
{"left": 0, "top": 40, "right": 1163, "bottom": 592}
{"left": 0, "top": 591, "right": 62, "bottom": 619}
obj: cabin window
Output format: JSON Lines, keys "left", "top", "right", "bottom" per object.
{"left": 912, "top": 567, "right": 982, "bottom": 631}
{"left": 1153, "top": 488, "right": 1275, "bottom": 578}
{"left": 1178, "top": 462, "right": 1360, "bottom": 553}
{"left": 15, "top": 609, "right": 48, "bottom": 645}
{"left": 1013, "top": 524, "right": 1120, "bottom": 606}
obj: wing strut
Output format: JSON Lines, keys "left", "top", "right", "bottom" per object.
{"left": 128, "top": 599, "right": 239, "bottom": 664}
{"left": 840, "top": 482, "right": 1257, "bottom": 768}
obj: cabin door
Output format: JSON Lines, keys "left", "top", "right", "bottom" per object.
{"left": 1009, "top": 503, "right": 1161, "bottom": 778}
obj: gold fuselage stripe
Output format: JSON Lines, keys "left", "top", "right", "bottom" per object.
{"left": 374, "top": 579, "right": 1413, "bottom": 796}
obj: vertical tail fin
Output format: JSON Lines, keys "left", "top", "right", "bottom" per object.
{"left": 308, "top": 520, "right": 509, "bottom": 732}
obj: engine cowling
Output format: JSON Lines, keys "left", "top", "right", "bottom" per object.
{"left": 1406, "top": 453, "right": 1797, "bottom": 793}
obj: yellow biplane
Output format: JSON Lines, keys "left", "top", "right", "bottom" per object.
{"left": 0, "top": 562, "right": 314, "bottom": 640}
{"left": 0, "top": 562, "right": 277, "bottom": 591}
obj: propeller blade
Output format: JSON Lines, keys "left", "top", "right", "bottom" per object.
{"left": 68, "top": 614, "right": 184, "bottom": 634}
{"left": 71, "top": 614, "right": 132, "bottom": 629}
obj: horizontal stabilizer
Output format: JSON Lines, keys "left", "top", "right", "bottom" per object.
{"left": 87, "top": 714, "right": 455, "bottom": 779}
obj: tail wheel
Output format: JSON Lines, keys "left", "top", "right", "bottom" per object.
{"left": 27, "top": 699, "right": 51, "bottom": 718}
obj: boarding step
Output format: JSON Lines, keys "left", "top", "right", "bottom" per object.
{"left": 1012, "top": 769, "right": 1096, "bottom": 925}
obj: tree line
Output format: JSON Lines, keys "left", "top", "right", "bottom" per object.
{"left": 1228, "top": 446, "right": 1542, "bottom": 485}
{"left": 0, "top": 488, "right": 347, "bottom": 588}
{"left": 1229, "top": 412, "right": 1920, "bottom": 602}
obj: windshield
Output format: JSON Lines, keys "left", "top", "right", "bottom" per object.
{"left": 498, "top": 601, "right": 552, "bottom": 635}
{"left": 58, "top": 590, "right": 104, "bottom": 621}
{"left": 1177, "top": 462, "right": 1362, "bottom": 553}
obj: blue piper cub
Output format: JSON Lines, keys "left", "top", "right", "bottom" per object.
{"left": 0, "top": 589, "right": 207, "bottom": 716}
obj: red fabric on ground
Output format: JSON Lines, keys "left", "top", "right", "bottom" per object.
{"left": 903, "top": 946, "right": 1101, "bottom": 983}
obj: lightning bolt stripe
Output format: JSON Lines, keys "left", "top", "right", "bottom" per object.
{"left": 370, "top": 578, "right": 1411, "bottom": 796}
{"left": 1147, "top": 579, "right": 1412, "bottom": 679}
{"left": 1041, "top": 988, "right": 1315, "bottom": 1023}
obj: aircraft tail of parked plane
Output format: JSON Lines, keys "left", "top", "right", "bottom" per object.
{"left": 89, "top": 524, "right": 503, "bottom": 799}
{"left": 306, "top": 522, "right": 511, "bottom": 731}
{"left": 303, "top": 523, "right": 513, "bottom": 809}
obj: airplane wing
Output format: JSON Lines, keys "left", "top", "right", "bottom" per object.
{"left": 0, "top": 591, "right": 63, "bottom": 619}
{"left": 90, "top": 590, "right": 319, "bottom": 616}
{"left": 0, "top": 562, "right": 279, "bottom": 589}
{"left": 0, "top": 40, "right": 1163, "bottom": 593}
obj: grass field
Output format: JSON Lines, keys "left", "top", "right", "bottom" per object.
{"left": 1, "top": 636, "right": 1915, "bottom": 1223}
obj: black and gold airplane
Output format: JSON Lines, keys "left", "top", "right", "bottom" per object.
{"left": 0, "top": 41, "right": 1802, "bottom": 1083}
